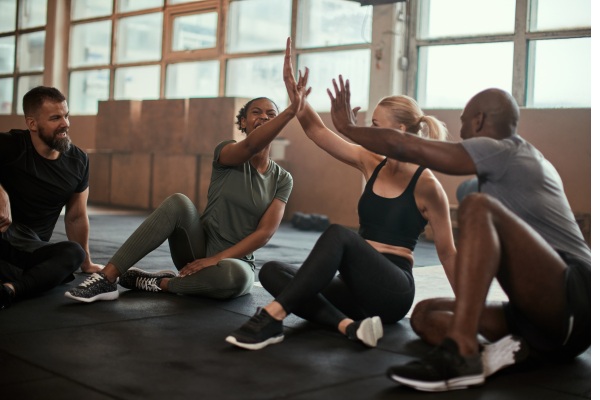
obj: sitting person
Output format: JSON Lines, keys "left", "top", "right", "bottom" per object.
{"left": 327, "top": 79, "right": 590, "bottom": 391}
{"left": 226, "top": 40, "right": 457, "bottom": 350}
{"left": 65, "top": 47, "right": 309, "bottom": 303}
{"left": 1, "top": 86, "right": 102, "bottom": 310}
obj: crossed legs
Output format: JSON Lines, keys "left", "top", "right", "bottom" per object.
{"left": 411, "top": 193, "right": 569, "bottom": 356}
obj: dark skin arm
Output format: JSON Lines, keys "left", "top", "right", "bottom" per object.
{"left": 327, "top": 75, "right": 477, "bottom": 176}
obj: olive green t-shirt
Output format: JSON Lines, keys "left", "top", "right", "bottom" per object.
{"left": 200, "top": 140, "right": 293, "bottom": 265}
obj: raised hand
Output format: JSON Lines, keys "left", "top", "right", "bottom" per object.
{"left": 327, "top": 75, "right": 360, "bottom": 135}
{"left": 283, "top": 37, "right": 311, "bottom": 114}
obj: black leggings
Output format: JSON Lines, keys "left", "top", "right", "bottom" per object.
{"left": 259, "top": 224, "right": 415, "bottom": 328}
{"left": 0, "top": 239, "right": 85, "bottom": 298}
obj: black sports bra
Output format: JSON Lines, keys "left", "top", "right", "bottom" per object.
{"left": 357, "top": 159, "right": 428, "bottom": 250}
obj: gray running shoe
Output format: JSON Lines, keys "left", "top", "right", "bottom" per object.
{"left": 387, "top": 338, "right": 484, "bottom": 392}
{"left": 482, "top": 334, "right": 529, "bottom": 377}
{"left": 226, "top": 307, "right": 284, "bottom": 350}
{"left": 65, "top": 273, "right": 118, "bottom": 303}
{"left": 119, "top": 267, "right": 176, "bottom": 292}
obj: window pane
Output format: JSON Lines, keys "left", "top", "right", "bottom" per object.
{"left": 172, "top": 12, "right": 217, "bottom": 51}
{"left": 419, "top": 0, "right": 515, "bottom": 39}
{"left": 70, "top": 21, "right": 112, "bottom": 67}
{"left": 17, "top": 74, "right": 43, "bottom": 114}
{"left": 116, "top": 13, "right": 163, "bottom": 63}
{"left": 71, "top": 0, "right": 113, "bottom": 20}
{"left": 417, "top": 42, "right": 514, "bottom": 108}
{"left": 298, "top": 49, "right": 370, "bottom": 112}
{"left": 114, "top": 65, "right": 160, "bottom": 100}
{"left": 18, "top": 31, "right": 45, "bottom": 72}
{"left": 0, "top": 35, "right": 15, "bottom": 74}
{"left": 0, "top": 0, "right": 16, "bottom": 33}
{"left": 296, "top": 0, "right": 372, "bottom": 48}
{"left": 69, "top": 69, "right": 110, "bottom": 114}
{"left": 227, "top": 0, "right": 291, "bottom": 53}
{"left": 0, "top": 77, "right": 13, "bottom": 114}
{"left": 18, "top": 0, "right": 47, "bottom": 29}
{"left": 166, "top": 61, "right": 219, "bottom": 98}
{"left": 527, "top": 38, "right": 590, "bottom": 107}
{"left": 169, "top": 0, "right": 198, "bottom": 4}
{"left": 118, "top": 0, "right": 162, "bottom": 13}
{"left": 225, "top": 55, "right": 287, "bottom": 109}
{"left": 530, "top": 0, "right": 590, "bottom": 31}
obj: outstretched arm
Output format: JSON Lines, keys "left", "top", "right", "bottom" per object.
{"left": 283, "top": 39, "right": 368, "bottom": 171}
{"left": 179, "top": 199, "right": 287, "bottom": 276}
{"left": 327, "top": 76, "right": 477, "bottom": 176}
{"left": 64, "top": 189, "right": 103, "bottom": 273}
{"left": 219, "top": 43, "right": 310, "bottom": 166}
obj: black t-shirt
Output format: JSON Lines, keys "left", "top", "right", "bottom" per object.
{"left": 0, "top": 129, "right": 89, "bottom": 241}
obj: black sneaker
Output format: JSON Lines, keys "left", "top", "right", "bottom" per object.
{"left": 225, "top": 307, "right": 284, "bottom": 350}
{"left": 346, "top": 316, "right": 384, "bottom": 347}
{"left": 387, "top": 338, "right": 484, "bottom": 392}
{"left": 1, "top": 284, "right": 14, "bottom": 310}
{"left": 64, "top": 273, "right": 118, "bottom": 303}
{"left": 482, "top": 334, "right": 529, "bottom": 377}
{"left": 119, "top": 267, "right": 176, "bottom": 292}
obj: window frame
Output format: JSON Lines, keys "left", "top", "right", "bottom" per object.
{"left": 0, "top": 0, "right": 47, "bottom": 114}
{"left": 406, "top": 0, "right": 591, "bottom": 107}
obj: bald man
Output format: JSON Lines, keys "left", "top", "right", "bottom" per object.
{"left": 328, "top": 81, "right": 591, "bottom": 391}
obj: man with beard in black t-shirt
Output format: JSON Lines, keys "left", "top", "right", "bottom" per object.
{"left": 0, "top": 86, "right": 103, "bottom": 310}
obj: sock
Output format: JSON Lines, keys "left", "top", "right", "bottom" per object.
{"left": 346, "top": 321, "right": 359, "bottom": 340}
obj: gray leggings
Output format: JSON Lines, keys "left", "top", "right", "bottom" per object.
{"left": 109, "top": 193, "right": 254, "bottom": 299}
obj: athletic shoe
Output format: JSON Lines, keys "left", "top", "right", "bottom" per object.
{"left": 1, "top": 284, "right": 14, "bottom": 310}
{"left": 119, "top": 267, "right": 176, "bottom": 292}
{"left": 347, "top": 316, "right": 384, "bottom": 347}
{"left": 387, "top": 338, "right": 485, "bottom": 392}
{"left": 64, "top": 273, "right": 118, "bottom": 303}
{"left": 225, "top": 307, "right": 284, "bottom": 350}
{"left": 482, "top": 334, "right": 529, "bottom": 377}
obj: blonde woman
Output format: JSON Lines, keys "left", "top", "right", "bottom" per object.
{"left": 226, "top": 40, "right": 456, "bottom": 350}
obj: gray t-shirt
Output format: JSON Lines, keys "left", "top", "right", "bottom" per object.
{"left": 461, "top": 135, "right": 590, "bottom": 263}
{"left": 200, "top": 140, "right": 293, "bottom": 264}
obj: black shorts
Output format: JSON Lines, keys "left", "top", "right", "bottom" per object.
{"left": 503, "top": 251, "right": 591, "bottom": 360}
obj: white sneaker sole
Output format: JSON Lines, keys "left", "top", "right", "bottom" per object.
{"left": 225, "top": 334, "right": 284, "bottom": 350}
{"left": 482, "top": 334, "right": 529, "bottom": 377}
{"left": 64, "top": 290, "right": 119, "bottom": 303}
{"left": 388, "top": 372, "right": 485, "bottom": 392}
{"left": 356, "top": 316, "right": 383, "bottom": 347}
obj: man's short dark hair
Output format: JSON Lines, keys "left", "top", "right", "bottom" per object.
{"left": 22, "top": 86, "right": 66, "bottom": 117}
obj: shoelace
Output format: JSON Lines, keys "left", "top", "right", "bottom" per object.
{"left": 81, "top": 274, "right": 104, "bottom": 287}
{"left": 135, "top": 277, "right": 160, "bottom": 292}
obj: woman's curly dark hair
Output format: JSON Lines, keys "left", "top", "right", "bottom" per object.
{"left": 235, "top": 97, "right": 279, "bottom": 133}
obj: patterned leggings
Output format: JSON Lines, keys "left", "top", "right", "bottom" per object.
{"left": 109, "top": 193, "right": 254, "bottom": 299}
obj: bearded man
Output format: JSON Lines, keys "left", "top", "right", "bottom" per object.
{"left": 0, "top": 86, "right": 103, "bottom": 310}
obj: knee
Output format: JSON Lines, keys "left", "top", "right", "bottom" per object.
{"left": 321, "top": 224, "right": 354, "bottom": 243}
{"left": 215, "top": 259, "right": 254, "bottom": 299}
{"left": 258, "top": 261, "right": 277, "bottom": 283}
{"left": 56, "top": 241, "right": 86, "bottom": 271}
{"left": 163, "top": 193, "right": 194, "bottom": 210}
{"left": 457, "top": 193, "right": 498, "bottom": 221}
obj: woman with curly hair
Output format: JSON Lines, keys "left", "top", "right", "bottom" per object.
{"left": 66, "top": 44, "right": 310, "bottom": 303}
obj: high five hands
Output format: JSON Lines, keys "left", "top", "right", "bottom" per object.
{"left": 327, "top": 75, "right": 361, "bottom": 135}
{"left": 284, "top": 37, "right": 311, "bottom": 112}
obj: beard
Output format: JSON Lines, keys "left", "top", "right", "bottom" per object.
{"left": 39, "top": 126, "right": 72, "bottom": 153}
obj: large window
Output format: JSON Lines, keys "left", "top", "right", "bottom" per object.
{"left": 409, "top": 0, "right": 591, "bottom": 108}
{"left": 0, "top": 0, "right": 47, "bottom": 115}
{"left": 65, "top": 0, "right": 372, "bottom": 115}
{"left": 0, "top": 0, "right": 373, "bottom": 115}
